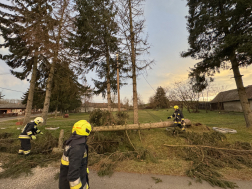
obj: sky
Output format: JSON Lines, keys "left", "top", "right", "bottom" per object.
{"left": 0, "top": 0, "right": 252, "bottom": 103}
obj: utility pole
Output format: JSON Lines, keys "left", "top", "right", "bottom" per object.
{"left": 116, "top": 53, "right": 121, "bottom": 111}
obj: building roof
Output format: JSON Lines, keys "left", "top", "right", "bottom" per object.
{"left": 0, "top": 103, "right": 26, "bottom": 109}
{"left": 210, "top": 85, "right": 252, "bottom": 103}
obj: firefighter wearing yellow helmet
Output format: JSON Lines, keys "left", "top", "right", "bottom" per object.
{"left": 167, "top": 105, "right": 186, "bottom": 131}
{"left": 18, "top": 117, "right": 44, "bottom": 155}
{"left": 59, "top": 120, "right": 91, "bottom": 189}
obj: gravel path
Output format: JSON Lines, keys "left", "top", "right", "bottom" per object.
{"left": 1, "top": 166, "right": 252, "bottom": 189}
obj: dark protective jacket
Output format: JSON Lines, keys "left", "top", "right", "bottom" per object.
{"left": 59, "top": 134, "right": 89, "bottom": 189}
{"left": 169, "top": 109, "right": 184, "bottom": 124}
{"left": 18, "top": 121, "right": 41, "bottom": 139}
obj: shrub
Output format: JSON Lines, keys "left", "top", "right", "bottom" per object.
{"left": 116, "top": 111, "right": 129, "bottom": 125}
{"left": 89, "top": 109, "right": 116, "bottom": 126}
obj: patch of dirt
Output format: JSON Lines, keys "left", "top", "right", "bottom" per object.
{"left": 194, "top": 123, "right": 202, "bottom": 126}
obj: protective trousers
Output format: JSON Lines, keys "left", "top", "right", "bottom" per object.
{"left": 18, "top": 139, "right": 31, "bottom": 155}
{"left": 173, "top": 123, "right": 185, "bottom": 131}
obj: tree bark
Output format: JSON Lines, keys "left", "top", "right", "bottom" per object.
{"left": 129, "top": 0, "right": 138, "bottom": 124}
{"left": 106, "top": 47, "right": 112, "bottom": 112}
{"left": 54, "top": 107, "right": 58, "bottom": 118}
{"left": 116, "top": 54, "right": 120, "bottom": 111}
{"left": 23, "top": 56, "right": 38, "bottom": 125}
{"left": 230, "top": 51, "right": 252, "bottom": 128}
{"left": 92, "top": 120, "right": 191, "bottom": 132}
{"left": 42, "top": 60, "right": 56, "bottom": 125}
{"left": 42, "top": 2, "right": 66, "bottom": 125}
{"left": 54, "top": 95, "right": 59, "bottom": 117}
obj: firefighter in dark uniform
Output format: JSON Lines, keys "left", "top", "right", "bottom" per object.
{"left": 167, "top": 105, "right": 185, "bottom": 131}
{"left": 59, "top": 120, "right": 91, "bottom": 189}
{"left": 18, "top": 117, "right": 44, "bottom": 155}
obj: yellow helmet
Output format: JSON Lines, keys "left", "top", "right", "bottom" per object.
{"left": 72, "top": 120, "right": 92, "bottom": 136}
{"left": 174, "top": 105, "right": 179, "bottom": 109}
{"left": 34, "top": 117, "right": 44, "bottom": 124}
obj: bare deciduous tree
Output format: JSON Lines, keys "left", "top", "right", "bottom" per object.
{"left": 167, "top": 80, "right": 202, "bottom": 113}
{"left": 123, "top": 97, "right": 130, "bottom": 110}
{"left": 42, "top": 0, "right": 75, "bottom": 125}
{"left": 117, "top": 0, "right": 153, "bottom": 123}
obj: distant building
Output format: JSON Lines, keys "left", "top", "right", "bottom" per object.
{"left": 79, "top": 102, "right": 126, "bottom": 112}
{"left": 169, "top": 101, "right": 184, "bottom": 109}
{"left": 210, "top": 85, "right": 252, "bottom": 112}
{"left": 0, "top": 104, "right": 26, "bottom": 115}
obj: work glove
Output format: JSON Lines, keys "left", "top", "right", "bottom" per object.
{"left": 87, "top": 168, "right": 89, "bottom": 174}
{"left": 167, "top": 117, "right": 171, "bottom": 119}
{"left": 31, "top": 135, "right": 36, "bottom": 140}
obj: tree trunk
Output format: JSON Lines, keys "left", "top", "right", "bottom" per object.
{"left": 206, "top": 91, "right": 208, "bottom": 113}
{"left": 23, "top": 56, "right": 38, "bottom": 125}
{"left": 106, "top": 47, "right": 112, "bottom": 112}
{"left": 116, "top": 54, "right": 120, "bottom": 112}
{"left": 42, "top": 60, "right": 56, "bottom": 125}
{"left": 92, "top": 120, "right": 191, "bottom": 132}
{"left": 41, "top": 3, "right": 66, "bottom": 125}
{"left": 55, "top": 95, "right": 59, "bottom": 117}
{"left": 54, "top": 106, "right": 58, "bottom": 118}
{"left": 129, "top": 0, "right": 138, "bottom": 124}
{"left": 230, "top": 52, "right": 252, "bottom": 128}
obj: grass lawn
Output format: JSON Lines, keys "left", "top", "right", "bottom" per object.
{"left": 0, "top": 109, "right": 252, "bottom": 181}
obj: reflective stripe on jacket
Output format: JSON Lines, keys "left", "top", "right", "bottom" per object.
{"left": 20, "top": 122, "right": 38, "bottom": 136}
{"left": 59, "top": 143, "right": 89, "bottom": 189}
{"left": 171, "top": 109, "right": 184, "bottom": 123}
{"left": 18, "top": 135, "right": 31, "bottom": 139}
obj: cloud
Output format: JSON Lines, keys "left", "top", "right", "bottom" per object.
{"left": 211, "top": 67, "right": 252, "bottom": 90}
{"left": 0, "top": 64, "right": 29, "bottom": 99}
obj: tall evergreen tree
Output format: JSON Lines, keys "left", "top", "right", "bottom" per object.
{"left": 49, "top": 62, "right": 86, "bottom": 113}
{"left": 73, "top": 0, "right": 120, "bottom": 112}
{"left": 21, "top": 62, "right": 87, "bottom": 113}
{"left": 154, "top": 86, "right": 169, "bottom": 109}
{"left": 0, "top": 0, "right": 56, "bottom": 124}
{"left": 182, "top": 0, "right": 252, "bottom": 127}
{"left": 22, "top": 86, "right": 45, "bottom": 110}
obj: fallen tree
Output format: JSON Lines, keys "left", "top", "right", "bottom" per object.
{"left": 92, "top": 119, "right": 191, "bottom": 132}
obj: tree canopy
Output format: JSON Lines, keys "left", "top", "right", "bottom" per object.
{"left": 21, "top": 63, "right": 86, "bottom": 112}
{"left": 182, "top": 0, "right": 252, "bottom": 127}
{"left": 0, "top": 0, "right": 56, "bottom": 79}
{"left": 182, "top": 0, "right": 252, "bottom": 90}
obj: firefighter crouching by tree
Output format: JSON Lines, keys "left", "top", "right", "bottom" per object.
{"left": 167, "top": 105, "right": 186, "bottom": 131}
{"left": 59, "top": 120, "right": 91, "bottom": 189}
{"left": 18, "top": 117, "right": 44, "bottom": 155}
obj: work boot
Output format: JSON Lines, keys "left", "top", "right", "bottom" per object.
{"left": 23, "top": 150, "right": 31, "bottom": 156}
